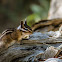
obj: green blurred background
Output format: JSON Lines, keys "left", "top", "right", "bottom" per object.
{"left": 0, "top": 0, "right": 50, "bottom": 32}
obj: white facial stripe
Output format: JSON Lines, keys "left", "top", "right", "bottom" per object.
{"left": 21, "top": 28, "right": 27, "bottom": 31}
{"left": 17, "top": 25, "right": 21, "bottom": 30}
{"left": 17, "top": 25, "right": 31, "bottom": 32}
{"left": 17, "top": 25, "right": 28, "bottom": 31}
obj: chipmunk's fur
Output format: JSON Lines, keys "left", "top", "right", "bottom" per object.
{"left": 0, "top": 20, "right": 32, "bottom": 48}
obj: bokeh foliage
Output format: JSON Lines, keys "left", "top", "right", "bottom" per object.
{"left": 0, "top": 0, "right": 50, "bottom": 32}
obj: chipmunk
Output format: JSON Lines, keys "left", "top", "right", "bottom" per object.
{"left": 0, "top": 20, "right": 32, "bottom": 48}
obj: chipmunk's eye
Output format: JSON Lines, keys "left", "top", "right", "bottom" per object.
{"left": 24, "top": 28, "right": 28, "bottom": 31}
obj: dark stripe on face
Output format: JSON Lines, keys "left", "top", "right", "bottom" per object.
{"left": 21, "top": 21, "right": 24, "bottom": 28}
{"left": 24, "top": 24, "right": 32, "bottom": 31}
{"left": 20, "top": 28, "right": 32, "bottom": 33}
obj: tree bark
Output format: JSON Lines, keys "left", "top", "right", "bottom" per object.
{"left": 48, "top": 0, "right": 62, "bottom": 19}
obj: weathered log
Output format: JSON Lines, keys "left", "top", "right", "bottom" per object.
{"left": 0, "top": 32, "right": 62, "bottom": 62}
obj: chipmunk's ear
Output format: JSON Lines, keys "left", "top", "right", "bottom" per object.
{"left": 24, "top": 18, "right": 27, "bottom": 25}
{"left": 20, "top": 21, "right": 24, "bottom": 28}
{"left": 17, "top": 21, "right": 25, "bottom": 30}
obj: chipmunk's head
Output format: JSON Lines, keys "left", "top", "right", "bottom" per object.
{"left": 17, "top": 19, "right": 32, "bottom": 39}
